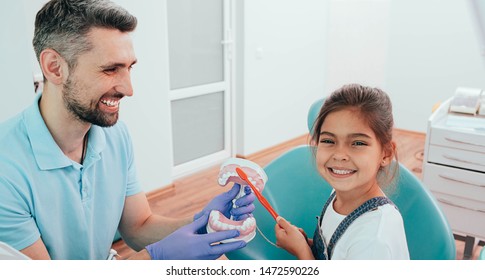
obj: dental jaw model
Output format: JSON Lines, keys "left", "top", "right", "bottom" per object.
{"left": 207, "top": 158, "right": 268, "bottom": 243}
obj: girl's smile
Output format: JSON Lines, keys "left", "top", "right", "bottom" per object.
{"left": 327, "top": 166, "right": 357, "bottom": 177}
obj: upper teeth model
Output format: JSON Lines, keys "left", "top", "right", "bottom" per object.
{"left": 207, "top": 158, "right": 268, "bottom": 243}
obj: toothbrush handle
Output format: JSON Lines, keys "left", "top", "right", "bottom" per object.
{"left": 252, "top": 188, "right": 279, "bottom": 220}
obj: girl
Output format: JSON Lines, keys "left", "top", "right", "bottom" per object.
{"left": 275, "top": 84, "right": 409, "bottom": 260}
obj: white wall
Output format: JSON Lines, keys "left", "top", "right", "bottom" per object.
{"left": 238, "top": 0, "right": 327, "bottom": 155}
{"left": 0, "top": 1, "right": 40, "bottom": 122}
{"left": 385, "top": 0, "right": 485, "bottom": 131}
{"left": 325, "top": 0, "right": 485, "bottom": 132}
{"left": 324, "top": 0, "right": 391, "bottom": 91}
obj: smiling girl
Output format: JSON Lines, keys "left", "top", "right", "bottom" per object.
{"left": 275, "top": 84, "right": 409, "bottom": 260}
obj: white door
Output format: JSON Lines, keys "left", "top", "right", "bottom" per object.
{"left": 167, "top": 0, "right": 234, "bottom": 178}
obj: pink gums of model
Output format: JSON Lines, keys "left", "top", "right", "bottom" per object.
{"left": 206, "top": 158, "right": 268, "bottom": 243}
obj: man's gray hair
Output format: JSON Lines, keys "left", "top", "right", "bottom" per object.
{"left": 33, "top": 0, "right": 137, "bottom": 71}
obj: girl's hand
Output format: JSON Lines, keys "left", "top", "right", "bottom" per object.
{"left": 297, "top": 228, "right": 313, "bottom": 247}
{"left": 275, "top": 216, "right": 314, "bottom": 260}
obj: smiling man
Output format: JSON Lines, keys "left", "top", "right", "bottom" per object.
{"left": 0, "top": 0, "right": 255, "bottom": 260}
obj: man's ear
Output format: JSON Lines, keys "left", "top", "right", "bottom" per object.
{"left": 39, "top": 49, "right": 68, "bottom": 85}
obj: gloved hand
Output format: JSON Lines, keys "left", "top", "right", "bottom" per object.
{"left": 194, "top": 183, "right": 256, "bottom": 224}
{"left": 145, "top": 212, "right": 246, "bottom": 260}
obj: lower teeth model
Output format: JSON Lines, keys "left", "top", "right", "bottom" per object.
{"left": 207, "top": 158, "right": 268, "bottom": 243}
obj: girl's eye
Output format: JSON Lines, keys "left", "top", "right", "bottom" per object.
{"left": 352, "top": 141, "right": 367, "bottom": 146}
{"left": 319, "top": 138, "right": 334, "bottom": 144}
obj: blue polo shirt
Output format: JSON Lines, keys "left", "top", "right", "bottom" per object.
{"left": 0, "top": 94, "right": 142, "bottom": 259}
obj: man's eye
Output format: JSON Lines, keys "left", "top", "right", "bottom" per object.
{"left": 103, "top": 68, "right": 117, "bottom": 73}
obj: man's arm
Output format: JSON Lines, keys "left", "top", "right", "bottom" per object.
{"left": 20, "top": 239, "right": 51, "bottom": 260}
{"left": 118, "top": 192, "right": 192, "bottom": 255}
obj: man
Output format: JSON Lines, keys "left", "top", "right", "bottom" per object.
{"left": 0, "top": 0, "right": 254, "bottom": 260}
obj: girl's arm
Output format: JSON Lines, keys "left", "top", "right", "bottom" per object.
{"left": 275, "top": 217, "right": 315, "bottom": 260}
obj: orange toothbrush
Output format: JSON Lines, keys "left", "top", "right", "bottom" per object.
{"left": 235, "top": 167, "right": 279, "bottom": 220}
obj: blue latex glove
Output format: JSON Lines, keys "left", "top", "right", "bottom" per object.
{"left": 145, "top": 212, "right": 246, "bottom": 260}
{"left": 194, "top": 183, "right": 256, "bottom": 224}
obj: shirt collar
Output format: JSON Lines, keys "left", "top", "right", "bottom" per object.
{"left": 24, "top": 94, "right": 106, "bottom": 170}
{"left": 82, "top": 124, "right": 106, "bottom": 168}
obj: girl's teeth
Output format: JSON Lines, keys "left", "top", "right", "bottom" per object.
{"left": 332, "top": 168, "right": 354, "bottom": 175}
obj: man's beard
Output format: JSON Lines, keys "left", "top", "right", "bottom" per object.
{"left": 62, "top": 77, "right": 119, "bottom": 127}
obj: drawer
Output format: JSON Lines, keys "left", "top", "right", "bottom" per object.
{"left": 422, "top": 163, "right": 485, "bottom": 203}
{"left": 431, "top": 192, "right": 485, "bottom": 240}
{"left": 429, "top": 126, "right": 485, "bottom": 154}
{"left": 427, "top": 145, "right": 485, "bottom": 173}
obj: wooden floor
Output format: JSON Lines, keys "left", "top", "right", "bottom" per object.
{"left": 113, "top": 129, "right": 483, "bottom": 260}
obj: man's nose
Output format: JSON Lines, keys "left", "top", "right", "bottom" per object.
{"left": 115, "top": 69, "right": 133, "bottom": 97}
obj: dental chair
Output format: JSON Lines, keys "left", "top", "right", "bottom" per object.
{"left": 225, "top": 98, "right": 456, "bottom": 260}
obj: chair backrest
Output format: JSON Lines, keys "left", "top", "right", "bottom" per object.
{"left": 388, "top": 163, "right": 456, "bottom": 259}
{"left": 226, "top": 98, "right": 456, "bottom": 260}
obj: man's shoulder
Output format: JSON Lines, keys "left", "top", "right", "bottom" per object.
{"left": 0, "top": 111, "right": 36, "bottom": 171}
{"left": 0, "top": 112, "right": 27, "bottom": 151}
{"left": 0, "top": 110, "right": 24, "bottom": 131}
{"left": 0, "top": 114, "right": 34, "bottom": 188}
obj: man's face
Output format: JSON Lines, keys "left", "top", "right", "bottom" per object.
{"left": 62, "top": 28, "right": 137, "bottom": 127}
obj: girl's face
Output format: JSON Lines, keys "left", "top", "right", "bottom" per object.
{"left": 316, "top": 107, "right": 389, "bottom": 194}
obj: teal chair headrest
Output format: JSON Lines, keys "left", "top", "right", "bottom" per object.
{"left": 307, "top": 98, "right": 325, "bottom": 134}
